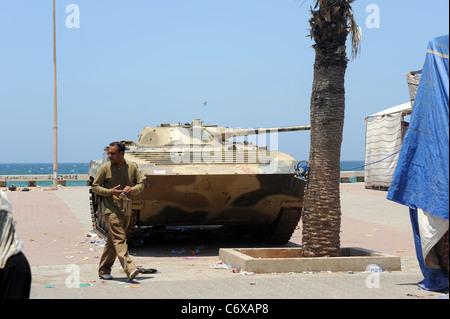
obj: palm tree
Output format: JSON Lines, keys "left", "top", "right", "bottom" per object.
{"left": 301, "top": 0, "right": 360, "bottom": 257}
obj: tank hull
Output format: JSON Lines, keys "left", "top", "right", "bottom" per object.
{"left": 133, "top": 173, "right": 304, "bottom": 226}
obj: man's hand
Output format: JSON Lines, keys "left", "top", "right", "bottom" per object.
{"left": 122, "top": 186, "right": 133, "bottom": 194}
{"left": 111, "top": 185, "right": 133, "bottom": 196}
{"left": 111, "top": 185, "right": 123, "bottom": 196}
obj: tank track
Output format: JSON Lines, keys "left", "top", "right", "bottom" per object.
{"left": 89, "top": 189, "right": 108, "bottom": 239}
{"left": 265, "top": 207, "right": 302, "bottom": 244}
{"left": 126, "top": 210, "right": 139, "bottom": 243}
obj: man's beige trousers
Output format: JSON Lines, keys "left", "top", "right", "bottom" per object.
{"left": 98, "top": 212, "right": 136, "bottom": 278}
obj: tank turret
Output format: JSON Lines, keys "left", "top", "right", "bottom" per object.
{"left": 136, "top": 119, "right": 310, "bottom": 147}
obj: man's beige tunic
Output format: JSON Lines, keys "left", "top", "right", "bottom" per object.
{"left": 92, "top": 160, "right": 144, "bottom": 278}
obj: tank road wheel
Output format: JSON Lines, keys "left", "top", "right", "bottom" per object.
{"left": 89, "top": 189, "right": 108, "bottom": 239}
{"left": 264, "top": 207, "right": 302, "bottom": 244}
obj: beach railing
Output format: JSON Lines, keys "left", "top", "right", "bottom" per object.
{"left": 0, "top": 174, "right": 91, "bottom": 187}
{"left": 339, "top": 171, "right": 364, "bottom": 183}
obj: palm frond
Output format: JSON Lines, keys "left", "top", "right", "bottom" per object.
{"left": 346, "top": 4, "right": 361, "bottom": 59}
{"left": 309, "top": 0, "right": 361, "bottom": 59}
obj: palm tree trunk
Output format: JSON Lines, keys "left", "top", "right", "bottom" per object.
{"left": 301, "top": 0, "right": 358, "bottom": 257}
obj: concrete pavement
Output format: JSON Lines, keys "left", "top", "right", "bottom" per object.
{"left": 3, "top": 183, "right": 449, "bottom": 302}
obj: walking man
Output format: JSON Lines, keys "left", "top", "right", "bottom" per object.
{"left": 92, "top": 141, "right": 144, "bottom": 281}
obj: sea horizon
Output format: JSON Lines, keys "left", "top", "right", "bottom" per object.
{"left": 0, "top": 160, "right": 365, "bottom": 187}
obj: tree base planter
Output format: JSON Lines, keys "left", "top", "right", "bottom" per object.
{"left": 219, "top": 247, "right": 401, "bottom": 273}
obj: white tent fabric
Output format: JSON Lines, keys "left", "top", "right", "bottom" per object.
{"left": 418, "top": 208, "right": 449, "bottom": 269}
{"left": 368, "top": 102, "right": 412, "bottom": 117}
{"left": 364, "top": 112, "right": 404, "bottom": 188}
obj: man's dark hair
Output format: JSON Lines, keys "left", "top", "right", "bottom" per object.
{"left": 110, "top": 141, "right": 125, "bottom": 154}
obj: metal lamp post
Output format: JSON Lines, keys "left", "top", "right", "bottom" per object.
{"left": 52, "top": 0, "right": 58, "bottom": 188}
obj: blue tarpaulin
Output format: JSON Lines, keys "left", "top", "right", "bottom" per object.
{"left": 388, "top": 35, "right": 449, "bottom": 292}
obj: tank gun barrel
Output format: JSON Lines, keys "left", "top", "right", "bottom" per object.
{"left": 220, "top": 125, "right": 310, "bottom": 140}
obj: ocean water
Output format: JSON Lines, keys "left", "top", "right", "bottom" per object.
{"left": 0, "top": 163, "right": 90, "bottom": 187}
{"left": 0, "top": 161, "right": 364, "bottom": 187}
{"left": 340, "top": 160, "right": 365, "bottom": 172}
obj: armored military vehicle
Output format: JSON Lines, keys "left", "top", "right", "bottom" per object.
{"left": 89, "top": 119, "right": 310, "bottom": 244}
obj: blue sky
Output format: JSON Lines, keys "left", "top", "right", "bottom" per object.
{"left": 0, "top": 0, "right": 448, "bottom": 163}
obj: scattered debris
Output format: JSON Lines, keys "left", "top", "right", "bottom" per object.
{"left": 171, "top": 246, "right": 203, "bottom": 256}
{"left": 211, "top": 260, "right": 232, "bottom": 269}
{"left": 136, "top": 266, "right": 158, "bottom": 274}
{"left": 407, "top": 293, "right": 425, "bottom": 298}
{"left": 183, "top": 256, "right": 198, "bottom": 259}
